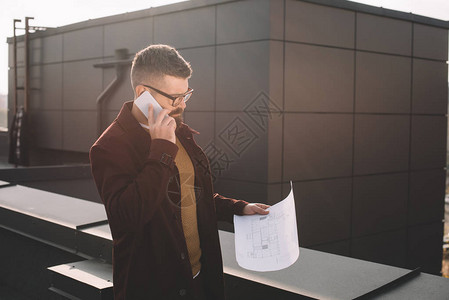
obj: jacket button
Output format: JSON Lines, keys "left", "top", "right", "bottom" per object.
{"left": 180, "top": 252, "right": 186, "bottom": 260}
{"left": 179, "top": 289, "right": 187, "bottom": 296}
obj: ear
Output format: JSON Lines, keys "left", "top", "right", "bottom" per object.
{"left": 134, "top": 85, "right": 145, "bottom": 99}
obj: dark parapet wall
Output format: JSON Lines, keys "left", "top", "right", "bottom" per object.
{"left": 6, "top": 0, "right": 449, "bottom": 275}
{"left": 0, "top": 226, "right": 84, "bottom": 300}
{"left": 0, "top": 164, "right": 101, "bottom": 203}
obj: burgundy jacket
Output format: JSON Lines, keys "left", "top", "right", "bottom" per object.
{"left": 90, "top": 101, "right": 248, "bottom": 300}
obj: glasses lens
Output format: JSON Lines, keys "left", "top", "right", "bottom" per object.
{"left": 172, "top": 89, "right": 193, "bottom": 106}
{"left": 173, "top": 93, "right": 191, "bottom": 106}
{"left": 184, "top": 93, "right": 192, "bottom": 103}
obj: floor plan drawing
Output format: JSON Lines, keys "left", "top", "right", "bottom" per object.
{"left": 247, "top": 213, "right": 281, "bottom": 259}
{"left": 234, "top": 181, "right": 300, "bottom": 272}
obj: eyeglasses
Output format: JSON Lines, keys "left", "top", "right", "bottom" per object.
{"left": 140, "top": 83, "right": 193, "bottom": 107}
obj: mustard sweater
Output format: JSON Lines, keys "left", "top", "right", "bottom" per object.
{"left": 175, "top": 138, "right": 202, "bottom": 277}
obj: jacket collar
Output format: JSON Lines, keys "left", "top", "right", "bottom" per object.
{"left": 177, "top": 121, "right": 200, "bottom": 139}
{"left": 116, "top": 101, "right": 149, "bottom": 145}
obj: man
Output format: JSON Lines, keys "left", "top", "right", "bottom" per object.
{"left": 90, "top": 44, "right": 269, "bottom": 300}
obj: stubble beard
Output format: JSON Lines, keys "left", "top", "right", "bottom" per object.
{"left": 169, "top": 107, "right": 184, "bottom": 127}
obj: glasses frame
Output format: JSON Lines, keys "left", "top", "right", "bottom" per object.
{"left": 140, "top": 83, "right": 193, "bottom": 107}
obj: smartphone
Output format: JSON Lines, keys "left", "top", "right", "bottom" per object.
{"left": 134, "top": 91, "right": 163, "bottom": 121}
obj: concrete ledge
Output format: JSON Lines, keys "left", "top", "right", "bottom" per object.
{"left": 0, "top": 164, "right": 92, "bottom": 182}
{"left": 1, "top": 181, "right": 449, "bottom": 299}
{"left": 0, "top": 181, "right": 108, "bottom": 261}
{"left": 48, "top": 259, "right": 113, "bottom": 300}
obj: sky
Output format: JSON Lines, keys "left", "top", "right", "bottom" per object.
{"left": 1, "top": 0, "right": 449, "bottom": 95}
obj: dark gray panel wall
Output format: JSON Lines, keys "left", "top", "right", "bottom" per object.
{"left": 63, "top": 111, "right": 97, "bottom": 152}
{"left": 352, "top": 229, "right": 407, "bottom": 268}
{"left": 31, "top": 64, "right": 62, "bottom": 110}
{"left": 102, "top": 65, "right": 133, "bottom": 112}
{"left": 408, "top": 222, "right": 444, "bottom": 274}
{"left": 279, "top": 0, "right": 447, "bottom": 275}
{"left": 412, "top": 59, "right": 448, "bottom": 114}
{"left": 217, "top": 0, "right": 272, "bottom": 43}
{"left": 413, "top": 23, "right": 448, "bottom": 60}
{"left": 216, "top": 41, "right": 270, "bottom": 111}
{"left": 30, "top": 111, "right": 62, "bottom": 149}
{"left": 356, "top": 13, "right": 412, "bottom": 55}
{"left": 285, "top": 0, "right": 355, "bottom": 48}
{"left": 294, "top": 178, "right": 352, "bottom": 246}
{"left": 284, "top": 43, "right": 354, "bottom": 112}
{"left": 353, "top": 115, "right": 410, "bottom": 175}
{"left": 409, "top": 169, "right": 446, "bottom": 226}
{"left": 155, "top": 7, "right": 215, "bottom": 48}
{"left": 352, "top": 173, "right": 408, "bottom": 237}
{"left": 283, "top": 114, "right": 353, "bottom": 180}
{"left": 103, "top": 18, "right": 153, "bottom": 57}
{"left": 8, "top": 0, "right": 448, "bottom": 275}
{"left": 63, "top": 27, "right": 103, "bottom": 61}
{"left": 179, "top": 47, "right": 216, "bottom": 112}
{"left": 63, "top": 59, "right": 103, "bottom": 110}
{"left": 355, "top": 52, "right": 411, "bottom": 113}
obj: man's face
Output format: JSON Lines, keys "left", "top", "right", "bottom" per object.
{"left": 138, "top": 75, "right": 189, "bottom": 126}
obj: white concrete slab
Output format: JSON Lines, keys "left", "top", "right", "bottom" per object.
{"left": 0, "top": 184, "right": 107, "bottom": 229}
{"left": 219, "top": 230, "right": 413, "bottom": 300}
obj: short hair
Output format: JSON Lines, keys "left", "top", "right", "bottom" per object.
{"left": 130, "top": 44, "right": 192, "bottom": 92}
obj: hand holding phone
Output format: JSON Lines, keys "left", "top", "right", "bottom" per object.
{"left": 134, "top": 91, "right": 176, "bottom": 144}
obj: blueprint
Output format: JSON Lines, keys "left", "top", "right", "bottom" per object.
{"left": 233, "top": 182, "right": 300, "bottom": 272}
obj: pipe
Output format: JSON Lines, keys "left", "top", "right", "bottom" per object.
{"left": 96, "top": 76, "right": 120, "bottom": 136}
{"left": 95, "top": 49, "right": 129, "bottom": 136}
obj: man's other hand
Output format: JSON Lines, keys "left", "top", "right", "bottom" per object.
{"left": 242, "top": 203, "right": 270, "bottom": 215}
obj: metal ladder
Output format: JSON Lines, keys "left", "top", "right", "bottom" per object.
{"left": 12, "top": 17, "right": 49, "bottom": 115}
{"left": 10, "top": 17, "right": 48, "bottom": 166}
